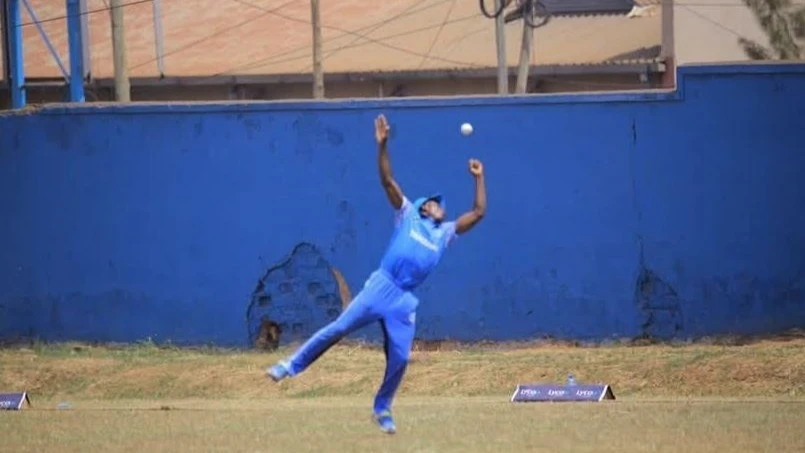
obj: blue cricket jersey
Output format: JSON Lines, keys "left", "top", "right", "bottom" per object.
{"left": 379, "top": 197, "right": 458, "bottom": 291}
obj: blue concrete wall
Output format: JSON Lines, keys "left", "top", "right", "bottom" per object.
{"left": 1, "top": 64, "right": 804, "bottom": 347}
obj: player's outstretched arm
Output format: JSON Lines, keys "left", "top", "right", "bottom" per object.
{"left": 455, "top": 159, "right": 486, "bottom": 235}
{"left": 375, "top": 114, "right": 405, "bottom": 210}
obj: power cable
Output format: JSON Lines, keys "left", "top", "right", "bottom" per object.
{"left": 418, "top": 0, "right": 458, "bottom": 68}
{"left": 218, "top": 13, "right": 481, "bottom": 76}
{"left": 128, "top": 0, "right": 298, "bottom": 71}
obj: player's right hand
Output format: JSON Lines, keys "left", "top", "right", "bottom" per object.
{"left": 375, "top": 114, "right": 390, "bottom": 145}
{"left": 469, "top": 158, "right": 483, "bottom": 177}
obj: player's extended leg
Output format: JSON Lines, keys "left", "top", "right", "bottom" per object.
{"left": 372, "top": 293, "right": 418, "bottom": 434}
{"left": 266, "top": 293, "right": 377, "bottom": 381}
{"left": 266, "top": 271, "right": 392, "bottom": 381}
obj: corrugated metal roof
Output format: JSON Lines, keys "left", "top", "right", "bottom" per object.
{"left": 3, "top": 0, "right": 661, "bottom": 79}
{"left": 541, "top": 0, "right": 635, "bottom": 16}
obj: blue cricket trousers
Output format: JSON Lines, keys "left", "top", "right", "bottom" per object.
{"left": 284, "top": 269, "right": 419, "bottom": 413}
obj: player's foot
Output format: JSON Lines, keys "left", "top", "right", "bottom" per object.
{"left": 373, "top": 410, "right": 396, "bottom": 434}
{"left": 265, "top": 361, "right": 291, "bottom": 382}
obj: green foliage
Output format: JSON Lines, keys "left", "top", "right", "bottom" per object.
{"left": 740, "top": 0, "right": 805, "bottom": 59}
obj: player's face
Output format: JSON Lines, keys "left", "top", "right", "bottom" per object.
{"left": 421, "top": 200, "right": 445, "bottom": 222}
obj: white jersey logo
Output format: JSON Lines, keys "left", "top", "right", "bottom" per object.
{"left": 408, "top": 229, "right": 439, "bottom": 252}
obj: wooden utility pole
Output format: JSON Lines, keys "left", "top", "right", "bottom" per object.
{"left": 310, "top": 0, "right": 324, "bottom": 98}
{"left": 1, "top": 0, "right": 9, "bottom": 82}
{"left": 109, "top": 0, "right": 130, "bottom": 101}
{"left": 515, "top": 20, "right": 532, "bottom": 94}
{"left": 494, "top": 0, "right": 508, "bottom": 94}
{"left": 659, "top": 0, "right": 675, "bottom": 88}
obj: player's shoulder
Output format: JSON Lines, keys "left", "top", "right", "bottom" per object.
{"left": 398, "top": 196, "right": 414, "bottom": 215}
{"left": 441, "top": 220, "right": 458, "bottom": 234}
{"left": 441, "top": 220, "right": 459, "bottom": 245}
{"left": 394, "top": 197, "right": 415, "bottom": 224}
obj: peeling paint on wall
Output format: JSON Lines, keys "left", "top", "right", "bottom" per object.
{"left": 246, "top": 242, "right": 352, "bottom": 350}
{"left": 634, "top": 266, "right": 684, "bottom": 339}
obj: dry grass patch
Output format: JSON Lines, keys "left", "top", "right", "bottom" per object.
{"left": 0, "top": 335, "right": 803, "bottom": 400}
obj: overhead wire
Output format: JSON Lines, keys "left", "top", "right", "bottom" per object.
{"left": 678, "top": 4, "right": 758, "bottom": 39}
{"left": 0, "top": 0, "right": 151, "bottom": 35}
{"left": 222, "top": 15, "right": 482, "bottom": 75}
{"left": 214, "top": 0, "right": 800, "bottom": 77}
{"left": 306, "top": 0, "right": 435, "bottom": 72}
{"left": 417, "top": 0, "right": 459, "bottom": 68}
{"left": 0, "top": 0, "right": 151, "bottom": 86}
{"left": 138, "top": 0, "right": 449, "bottom": 77}
{"left": 251, "top": 0, "right": 443, "bottom": 73}
{"left": 124, "top": 0, "right": 805, "bottom": 77}
{"left": 18, "top": 0, "right": 153, "bottom": 28}
{"left": 523, "top": 0, "right": 805, "bottom": 90}
{"left": 223, "top": 0, "right": 479, "bottom": 73}
{"left": 4, "top": 0, "right": 473, "bottom": 80}
{"left": 6, "top": 0, "right": 798, "bottom": 88}
{"left": 128, "top": 0, "right": 299, "bottom": 71}
{"left": 214, "top": 3, "right": 482, "bottom": 76}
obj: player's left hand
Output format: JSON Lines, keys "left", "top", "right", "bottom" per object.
{"left": 468, "top": 158, "right": 483, "bottom": 177}
{"left": 375, "top": 114, "right": 390, "bottom": 145}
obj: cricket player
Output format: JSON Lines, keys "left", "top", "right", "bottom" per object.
{"left": 265, "top": 114, "right": 487, "bottom": 434}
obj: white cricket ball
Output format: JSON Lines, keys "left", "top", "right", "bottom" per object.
{"left": 460, "top": 122, "right": 473, "bottom": 136}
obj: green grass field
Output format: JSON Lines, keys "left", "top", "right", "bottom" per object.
{"left": 3, "top": 398, "right": 804, "bottom": 453}
{"left": 1, "top": 335, "right": 804, "bottom": 452}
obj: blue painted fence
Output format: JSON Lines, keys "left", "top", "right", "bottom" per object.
{"left": 1, "top": 64, "right": 804, "bottom": 347}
